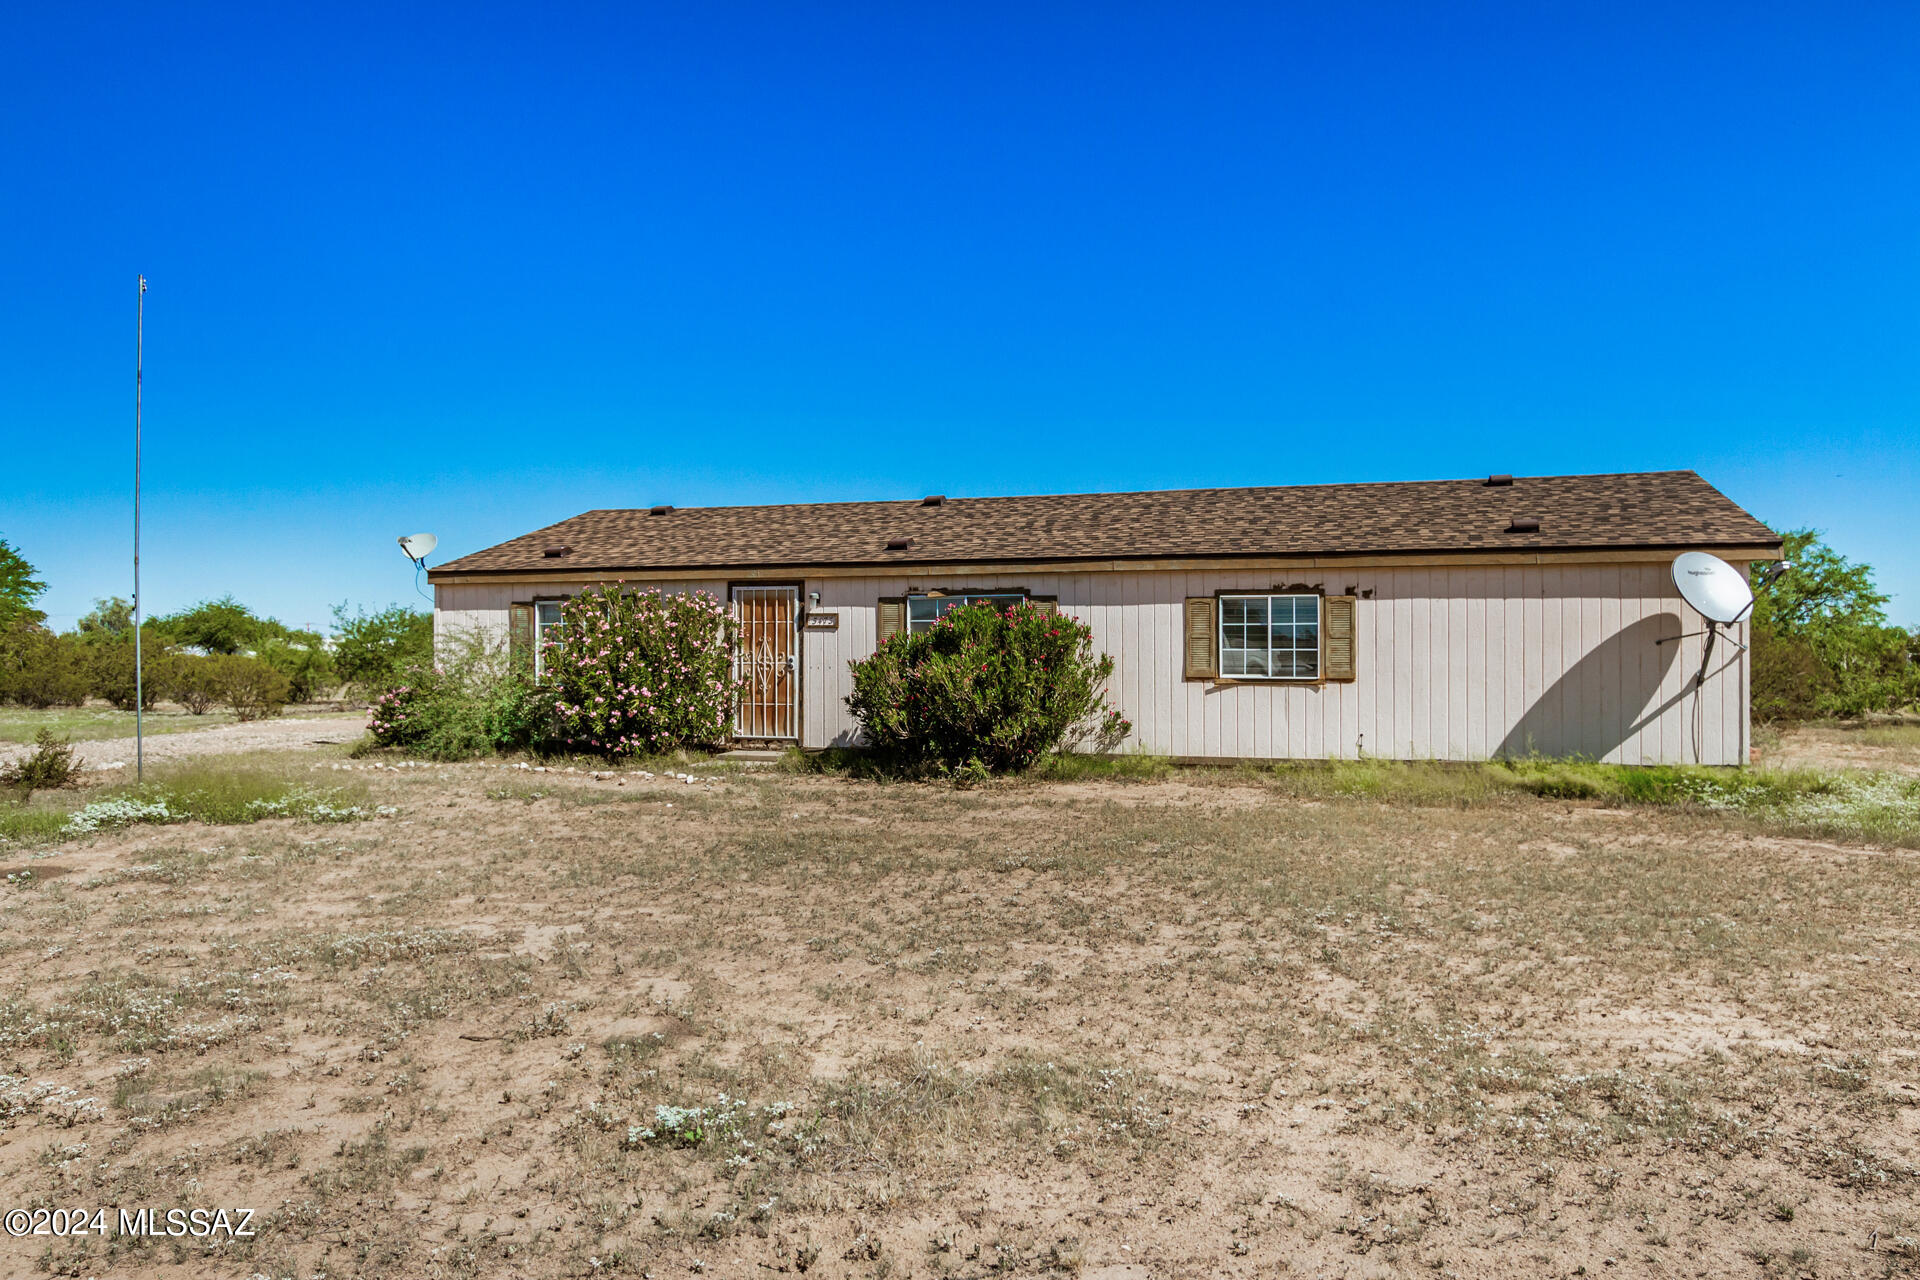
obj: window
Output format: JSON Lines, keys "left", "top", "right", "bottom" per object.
{"left": 1219, "top": 594, "right": 1320, "bottom": 680}
{"left": 534, "top": 601, "right": 565, "bottom": 677}
{"left": 906, "top": 592, "right": 1026, "bottom": 634}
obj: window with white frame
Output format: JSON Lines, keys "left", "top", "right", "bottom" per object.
{"left": 1219, "top": 594, "right": 1320, "bottom": 679}
{"left": 906, "top": 592, "right": 1026, "bottom": 634}
{"left": 533, "top": 601, "right": 565, "bottom": 677}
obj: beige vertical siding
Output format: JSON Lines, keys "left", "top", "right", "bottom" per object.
{"left": 434, "top": 580, "right": 730, "bottom": 651}
{"left": 436, "top": 560, "right": 1750, "bottom": 765}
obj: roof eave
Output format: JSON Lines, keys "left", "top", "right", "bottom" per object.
{"left": 427, "top": 537, "right": 1785, "bottom": 581}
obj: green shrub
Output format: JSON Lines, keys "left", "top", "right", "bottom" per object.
{"left": 481, "top": 671, "right": 554, "bottom": 752}
{"left": 331, "top": 604, "right": 434, "bottom": 696}
{"left": 365, "top": 681, "right": 431, "bottom": 750}
{"left": 150, "top": 595, "right": 267, "bottom": 654}
{"left": 362, "top": 635, "right": 546, "bottom": 760}
{"left": 1750, "top": 530, "right": 1920, "bottom": 720}
{"left": 85, "top": 639, "right": 165, "bottom": 711}
{"left": 0, "top": 625, "right": 91, "bottom": 708}
{"left": 164, "top": 654, "right": 222, "bottom": 714}
{"left": 255, "top": 636, "right": 335, "bottom": 703}
{"left": 364, "top": 673, "right": 492, "bottom": 760}
{"left": 1, "top": 729, "right": 77, "bottom": 797}
{"left": 1751, "top": 624, "right": 1831, "bottom": 722}
{"left": 208, "top": 655, "right": 291, "bottom": 721}
{"left": 74, "top": 596, "right": 134, "bottom": 641}
{"left": 846, "top": 600, "right": 1128, "bottom": 774}
{"left": 540, "top": 585, "right": 740, "bottom": 756}
{"left": 0, "top": 538, "right": 47, "bottom": 631}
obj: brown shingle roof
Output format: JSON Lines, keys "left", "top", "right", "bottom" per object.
{"left": 429, "top": 471, "right": 1779, "bottom": 577}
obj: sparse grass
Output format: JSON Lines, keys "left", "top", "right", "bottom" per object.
{"left": 111, "top": 759, "right": 381, "bottom": 823}
{"left": 783, "top": 744, "right": 1180, "bottom": 783}
{"left": 1261, "top": 755, "right": 1522, "bottom": 805}
{"left": 1251, "top": 756, "right": 1920, "bottom": 847}
{"left": 801, "top": 748, "right": 1920, "bottom": 846}
{"left": 1848, "top": 722, "right": 1920, "bottom": 749}
{"left": 1030, "top": 750, "right": 1176, "bottom": 781}
{"left": 114, "top": 1064, "right": 268, "bottom": 1129}
{"left": 0, "top": 704, "right": 245, "bottom": 743}
{"left": 1763, "top": 715, "right": 1920, "bottom": 779}
{"left": 0, "top": 703, "right": 362, "bottom": 744}
{"left": 0, "top": 758, "right": 390, "bottom": 848}
{"left": 778, "top": 745, "right": 904, "bottom": 779}
{"left": 0, "top": 800, "right": 74, "bottom": 846}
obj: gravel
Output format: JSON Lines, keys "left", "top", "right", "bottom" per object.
{"left": 0, "top": 715, "right": 365, "bottom": 771}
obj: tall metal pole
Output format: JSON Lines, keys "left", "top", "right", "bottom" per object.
{"left": 134, "top": 276, "right": 146, "bottom": 781}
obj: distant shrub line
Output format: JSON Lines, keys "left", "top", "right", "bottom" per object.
{"left": 0, "top": 639, "right": 294, "bottom": 720}
{"left": 0, "top": 596, "right": 434, "bottom": 719}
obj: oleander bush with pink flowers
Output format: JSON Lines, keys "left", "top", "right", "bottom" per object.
{"left": 362, "top": 586, "right": 741, "bottom": 760}
{"left": 847, "top": 600, "right": 1128, "bottom": 775}
{"left": 538, "top": 585, "right": 741, "bottom": 756}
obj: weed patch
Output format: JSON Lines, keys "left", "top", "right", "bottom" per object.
{"left": 0, "top": 762, "right": 393, "bottom": 847}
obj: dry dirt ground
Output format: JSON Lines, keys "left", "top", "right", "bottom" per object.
{"left": 1762, "top": 722, "right": 1920, "bottom": 780}
{"left": 0, "top": 748, "right": 1916, "bottom": 1280}
{"left": 0, "top": 714, "right": 363, "bottom": 772}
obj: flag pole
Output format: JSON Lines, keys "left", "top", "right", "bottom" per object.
{"left": 134, "top": 275, "right": 146, "bottom": 782}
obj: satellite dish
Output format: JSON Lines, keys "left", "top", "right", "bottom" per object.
{"left": 1662, "top": 551, "right": 1787, "bottom": 698}
{"left": 1672, "top": 551, "right": 1753, "bottom": 625}
{"left": 398, "top": 533, "right": 438, "bottom": 566}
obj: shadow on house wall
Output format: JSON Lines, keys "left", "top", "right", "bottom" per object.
{"left": 1497, "top": 612, "right": 1689, "bottom": 761}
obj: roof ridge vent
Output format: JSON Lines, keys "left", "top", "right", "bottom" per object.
{"left": 649, "top": 504, "right": 673, "bottom": 516}
{"left": 920, "top": 495, "right": 946, "bottom": 506}
{"left": 1485, "top": 474, "right": 1514, "bottom": 487}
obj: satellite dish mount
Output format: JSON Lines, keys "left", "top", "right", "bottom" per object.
{"left": 398, "top": 533, "right": 439, "bottom": 602}
{"left": 1658, "top": 552, "right": 1789, "bottom": 687}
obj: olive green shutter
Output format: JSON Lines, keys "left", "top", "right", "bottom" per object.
{"left": 1183, "top": 597, "right": 1217, "bottom": 679}
{"left": 877, "top": 597, "right": 906, "bottom": 645}
{"left": 1323, "top": 595, "right": 1357, "bottom": 682}
{"left": 509, "top": 603, "right": 534, "bottom": 670}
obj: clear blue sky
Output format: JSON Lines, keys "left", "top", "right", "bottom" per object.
{"left": 4, "top": 2, "right": 1915, "bottom": 633}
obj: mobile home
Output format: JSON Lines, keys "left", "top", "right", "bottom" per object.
{"left": 428, "top": 471, "right": 1781, "bottom": 765}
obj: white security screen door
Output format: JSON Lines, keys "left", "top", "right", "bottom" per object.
{"left": 732, "top": 586, "right": 799, "bottom": 740}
